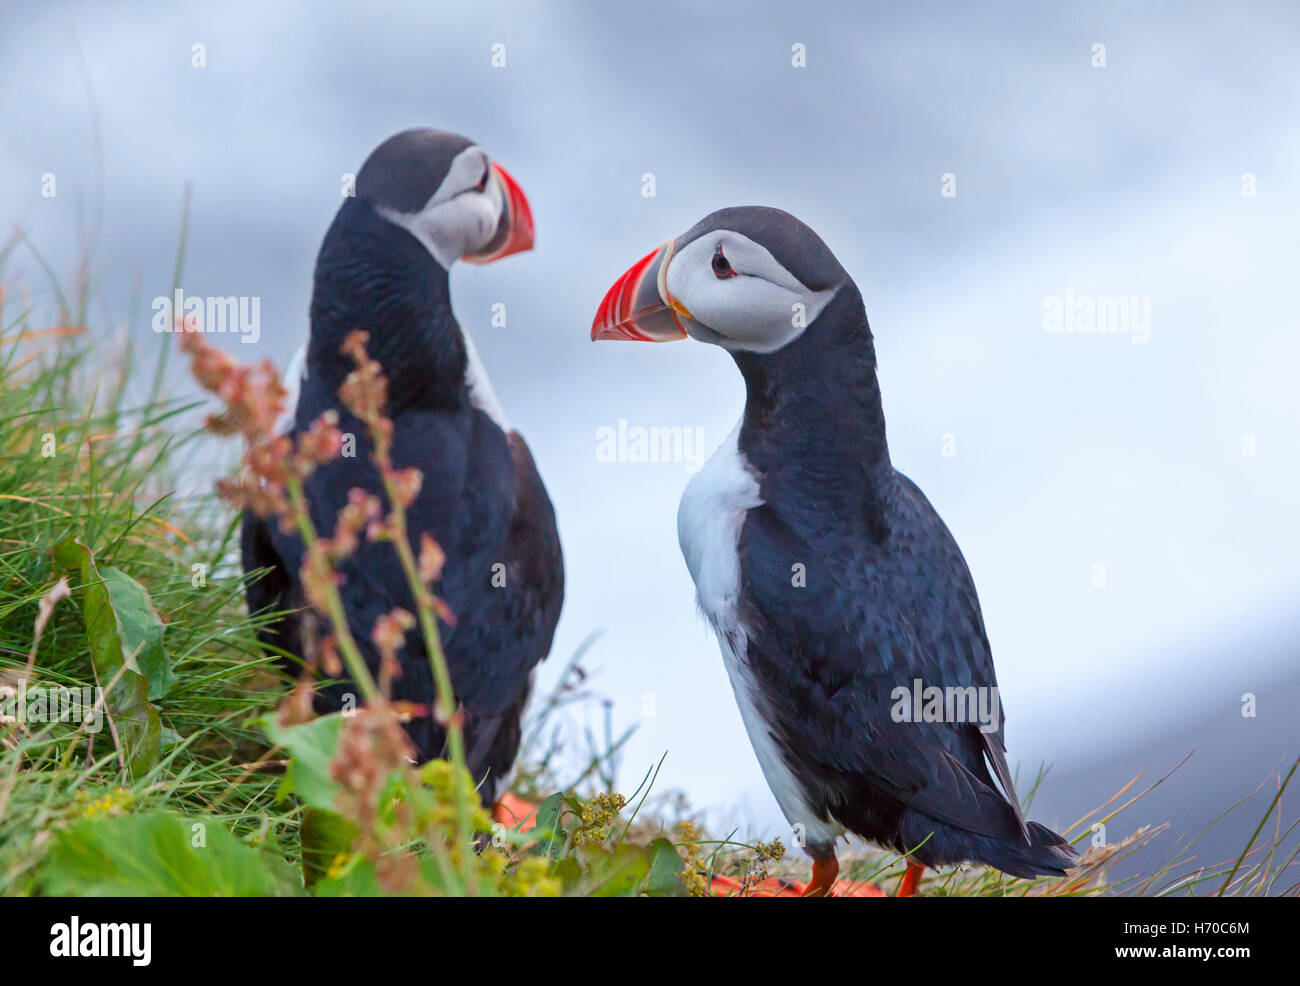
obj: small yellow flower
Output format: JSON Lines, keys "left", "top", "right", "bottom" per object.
{"left": 78, "top": 787, "right": 134, "bottom": 818}
{"left": 571, "top": 793, "right": 627, "bottom": 847}
{"left": 674, "top": 820, "right": 709, "bottom": 897}
{"left": 501, "top": 856, "right": 562, "bottom": 897}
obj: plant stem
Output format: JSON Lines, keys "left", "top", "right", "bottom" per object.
{"left": 285, "top": 477, "right": 380, "bottom": 705}
{"left": 377, "top": 468, "right": 478, "bottom": 892}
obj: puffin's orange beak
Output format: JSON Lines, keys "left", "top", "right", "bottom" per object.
{"left": 591, "top": 240, "right": 690, "bottom": 342}
{"left": 464, "top": 163, "right": 534, "bottom": 264}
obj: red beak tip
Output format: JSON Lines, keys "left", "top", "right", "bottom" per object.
{"left": 466, "top": 163, "right": 534, "bottom": 263}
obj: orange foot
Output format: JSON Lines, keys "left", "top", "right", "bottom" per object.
{"left": 802, "top": 856, "right": 839, "bottom": 897}
{"left": 492, "top": 792, "right": 538, "bottom": 832}
{"left": 896, "top": 861, "right": 924, "bottom": 897}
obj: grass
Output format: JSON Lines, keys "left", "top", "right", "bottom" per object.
{"left": 0, "top": 234, "right": 1296, "bottom": 897}
{"left": 0, "top": 240, "right": 294, "bottom": 895}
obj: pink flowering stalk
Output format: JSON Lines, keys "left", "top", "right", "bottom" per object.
{"left": 180, "top": 326, "right": 479, "bottom": 889}
{"left": 337, "top": 329, "right": 475, "bottom": 878}
{"left": 180, "top": 327, "right": 384, "bottom": 709}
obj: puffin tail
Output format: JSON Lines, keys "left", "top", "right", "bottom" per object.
{"left": 990, "top": 820, "right": 1078, "bottom": 879}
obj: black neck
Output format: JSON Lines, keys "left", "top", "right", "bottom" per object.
{"left": 733, "top": 284, "right": 894, "bottom": 540}
{"left": 304, "top": 198, "right": 466, "bottom": 420}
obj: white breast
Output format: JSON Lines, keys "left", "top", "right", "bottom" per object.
{"left": 461, "top": 330, "right": 509, "bottom": 430}
{"left": 677, "top": 422, "right": 842, "bottom": 851}
{"left": 276, "top": 340, "right": 308, "bottom": 434}
{"left": 677, "top": 422, "right": 761, "bottom": 622}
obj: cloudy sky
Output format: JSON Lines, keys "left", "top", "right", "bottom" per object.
{"left": 3, "top": 0, "right": 1297, "bottom": 849}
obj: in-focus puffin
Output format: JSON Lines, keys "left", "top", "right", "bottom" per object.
{"left": 591, "top": 206, "right": 1075, "bottom": 895}
{"left": 244, "top": 129, "right": 563, "bottom": 807}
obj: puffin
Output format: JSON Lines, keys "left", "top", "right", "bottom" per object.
{"left": 590, "top": 206, "right": 1075, "bottom": 896}
{"left": 243, "top": 128, "right": 563, "bottom": 808}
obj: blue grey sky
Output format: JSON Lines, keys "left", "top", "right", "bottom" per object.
{"left": 2, "top": 0, "right": 1297, "bottom": 844}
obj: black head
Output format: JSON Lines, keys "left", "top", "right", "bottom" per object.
{"left": 591, "top": 205, "right": 854, "bottom": 353}
{"left": 675, "top": 206, "right": 848, "bottom": 294}
{"left": 302, "top": 129, "right": 533, "bottom": 417}
{"left": 351, "top": 127, "right": 534, "bottom": 269}
{"left": 591, "top": 206, "right": 892, "bottom": 489}
{"left": 356, "top": 129, "right": 475, "bottom": 212}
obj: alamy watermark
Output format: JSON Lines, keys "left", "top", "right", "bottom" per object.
{"left": 0, "top": 682, "right": 103, "bottom": 733}
{"left": 1043, "top": 289, "right": 1151, "bottom": 344}
{"left": 50, "top": 917, "right": 151, "bottom": 966}
{"left": 890, "top": 678, "right": 1001, "bottom": 734}
{"left": 596, "top": 418, "right": 707, "bottom": 473}
{"left": 152, "top": 289, "right": 261, "bottom": 344}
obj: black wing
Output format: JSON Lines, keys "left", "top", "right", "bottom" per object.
{"left": 241, "top": 509, "right": 304, "bottom": 665}
{"left": 738, "top": 469, "right": 1029, "bottom": 847}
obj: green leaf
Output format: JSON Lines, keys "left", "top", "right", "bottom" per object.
{"left": 263, "top": 713, "right": 343, "bottom": 811}
{"left": 550, "top": 855, "right": 583, "bottom": 891}
{"left": 313, "top": 855, "right": 382, "bottom": 897}
{"left": 99, "top": 566, "right": 177, "bottom": 700}
{"left": 644, "top": 837, "right": 689, "bottom": 897}
{"left": 581, "top": 842, "right": 652, "bottom": 898}
{"left": 39, "top": 812, "right": 299, "bottom": 897}
{"left": 300, "top": 807, "right": 359, "bottom": 890}
{"left": 531, "top": 792, "right": 567, "bottom": 859}
{"left": 159, "top": 726, "right": 183, "bottom": 751}
{"left": 53, "top": 537, "right": 166, "bottom": 779}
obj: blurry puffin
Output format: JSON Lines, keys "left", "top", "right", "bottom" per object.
{"left": 244, "top": 129, "right": 563, "bottom": 807}
{"left": 591, "top": 206, "right": 1075, "bottom": 895}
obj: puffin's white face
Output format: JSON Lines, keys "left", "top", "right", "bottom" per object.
{"left": 376, "top": 145, "right": 533, "bottom": 269}
{"left": 591, "top": 215, "right": 841, "bottom": 353}
{"left": 663, "top": 232, "right": 837, "bottom": 353}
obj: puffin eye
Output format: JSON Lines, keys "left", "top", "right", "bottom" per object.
{"left": 474, "top": 165, "right": 490, "bottom": 193}
{"left": 711, "top": 245, "right": 735, "bottom": 279}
